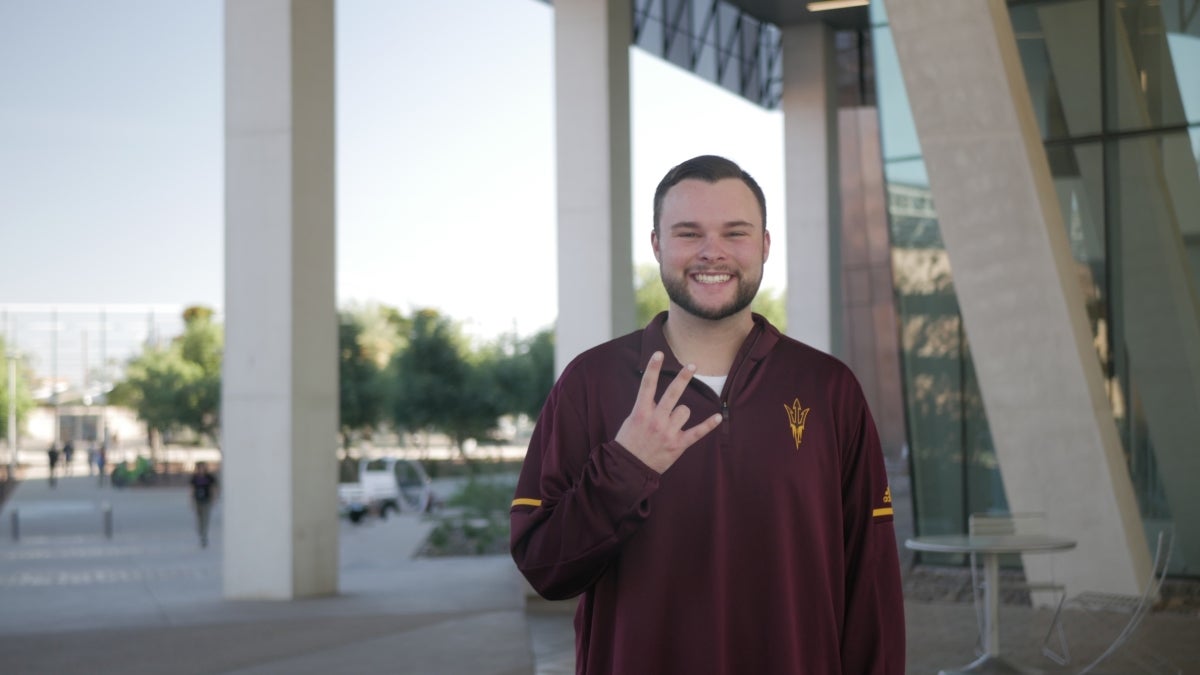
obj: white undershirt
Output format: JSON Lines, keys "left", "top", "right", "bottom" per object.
{"left": 693, "top": 373, "right": 728, "bottom": 395}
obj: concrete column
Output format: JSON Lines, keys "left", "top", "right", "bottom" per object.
{"left": 781, "top": 23, "right": 839, "bottom": 355}
{"left": 223, "top": 0, "right": 338, "bottom": 599}
{"left": 883, "top": 0, "right": 1149, "bottom": 596}
{"left": 553, "top": 0, "right": 634, "bottom": 372}
{"left": 838, "top": 107, "right": 906, "bottom": 461}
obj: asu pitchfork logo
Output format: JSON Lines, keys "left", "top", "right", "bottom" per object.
{"left": 784, "top": 398, "right": 811, "bottom": 449}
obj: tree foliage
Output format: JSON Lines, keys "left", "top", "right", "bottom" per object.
{"left": 110, "top": 306, "right": 222, "bottom": 445}
{"left": 0, "top": 336, "right": 36, "bottom": 443}
{"left": 477, "top": 328, "right": 555, "bottom": 422}
{"left": 338, "top": 305, "right": 397, "bottom": 446}
{"left": 387, "top": 310, "right": 500, "bottom": 452}
{"left": 107, "top": 303, "right": 554, "bottom": 455}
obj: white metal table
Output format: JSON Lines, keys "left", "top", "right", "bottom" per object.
{"left": 906, "top": 533, "right": 1077, "bottom": 674}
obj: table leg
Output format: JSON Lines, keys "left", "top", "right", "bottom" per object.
{"left": 938, "top": 554, "right": 1045, "bottom": 674}
{"left": 984, "top": 552, "right": 1000, "bottom": 656}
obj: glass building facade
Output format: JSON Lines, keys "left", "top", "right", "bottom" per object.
{"left": 873, "top": 0, "right": 1200, "bottom": 575}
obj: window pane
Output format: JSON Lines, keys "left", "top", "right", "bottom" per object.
{"left": 1110, "top": 131, "right": 1200, "bottom": 573}
{"left": 1011, "top": 1, "right": 1102, "bottom": 139}
{"left": 1046, "top": 142, "right": 1109, "bottom": 371}
{"left": 873, "top": 27, "right": 923, "bottom": 162}
{"left": 1162, "top": 0, "right": 1200, "bottom": 124}
{"left": 1107, "top": 0, "right": 1199, "bottom": 131}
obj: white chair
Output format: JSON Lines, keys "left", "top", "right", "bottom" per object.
{"left": 1067, "top": 528, "right": 1178, "bottom": 675}
{"left": 967, "top": 512, "right": 1070, "bottom": 664}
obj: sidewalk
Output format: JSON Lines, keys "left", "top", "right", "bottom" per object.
{"left": 2, "top": 474, "right": 1197, "bottom": 674}
{"left": 0, "top": 475, "right": 534, "bottom": 674}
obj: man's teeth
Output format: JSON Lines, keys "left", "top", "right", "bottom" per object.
{"left": 694, "top": 273, "right": 732, "bottom": 284}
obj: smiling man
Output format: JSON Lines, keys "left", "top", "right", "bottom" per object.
{"left": 511, "top": 155, "right": 905, "bottom": 674}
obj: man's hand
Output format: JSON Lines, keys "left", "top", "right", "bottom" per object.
{"left": 614, "top": 351, "right": 724, "bottom": 474}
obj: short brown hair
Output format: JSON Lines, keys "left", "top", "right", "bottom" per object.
{"left": 652, "top": 155, "right": 767, "bottom": 232}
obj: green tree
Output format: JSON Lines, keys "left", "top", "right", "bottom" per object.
{"left": 176, "top": 308, "right": 223, "bottom": 441}
{"left": 635, "top": 264, "right": 671, "bottom": 327}
{"left": 482, "top": 329, "right": 555, "bottom": 421}
{"left": 338, "top": 306, "right": 396, "bottom": 447}
{"left": 634, "top": 263, "right": 787, "bottom": 330}
{"left": 110, "top": 306, "right": 223, "bottom": 445}
{"left": 388, "top": 310, "right": 500, "bottom": 456}
{"left": 110, "top": 348, "right": 202, "bottom": 442}
{"left": 0, "top": 336, "right": 36, "bottom": 445}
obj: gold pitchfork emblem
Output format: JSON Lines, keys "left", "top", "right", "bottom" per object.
{"left": 785, "top": 398, "right": 810, "bottom": 449}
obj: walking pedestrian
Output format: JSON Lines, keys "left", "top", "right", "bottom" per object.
{"left": 189, "top": 462, "right": 218, "bottom": 547}
{"left": 97, "top": 443, "right": 107, "bottom": 486}
{"left": 62, "top": 440, "right": 75, "bottom": 476}
{"left": 87, "top": 442, "right": 98, "bottom": 476}
{"left": 47, "top": 443, "right": 60, "bottom": 488}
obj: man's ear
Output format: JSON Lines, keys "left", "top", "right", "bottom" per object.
{"left": 763, "top": 228, "right": 771, "bottom": 263}
{"left": 651, "top": 229, "right": 661, "bottom": 262}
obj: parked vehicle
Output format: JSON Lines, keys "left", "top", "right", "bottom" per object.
{"left": 337, "top": 456, "right": 437, "bottom": 523}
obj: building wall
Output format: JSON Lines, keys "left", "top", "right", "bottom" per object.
{"left": 874, "top": 0, "right": 1200, "bottom": 576}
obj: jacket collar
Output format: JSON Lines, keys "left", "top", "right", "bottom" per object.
{"left": 638, "top": 311, "right": 781, "bottom": 375}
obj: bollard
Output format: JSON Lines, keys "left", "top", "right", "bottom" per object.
{"left": 102, "top": 502, "right": 113, "bottom": 539}
{"left": 10, "top": 509, "right": 17, "bottom": 541}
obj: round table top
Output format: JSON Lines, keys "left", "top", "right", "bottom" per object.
{"left": 905, "top": 533, "right": 1077, "bottom": 555}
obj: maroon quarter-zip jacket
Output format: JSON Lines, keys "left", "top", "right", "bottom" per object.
{"left": 511, "top": 313, "right": 905, "bottom": 674}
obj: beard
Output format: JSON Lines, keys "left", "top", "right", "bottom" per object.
{"left": 661, "top": 265, "right": 763, "bottom": 321}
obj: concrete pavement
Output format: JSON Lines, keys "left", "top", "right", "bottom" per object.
{"left": 0, "top": 474, "right": 532, "bottom": 674}
{"left": 1, "top": 473, "right": 1197, "bottom": 674}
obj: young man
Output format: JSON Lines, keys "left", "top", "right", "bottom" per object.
{"left": 511, "top": 155, "right": 905, "bottom": 673}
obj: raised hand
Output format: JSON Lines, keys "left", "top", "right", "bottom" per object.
{"left": 614, "top": 351, "right": 724, "bottom": 474}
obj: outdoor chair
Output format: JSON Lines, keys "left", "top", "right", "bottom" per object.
{"left": 1065, "top": 528, "right": 1179, "bottom": 675}
{"left": 967, "top": 512, "right": 1070, "bottom": 665}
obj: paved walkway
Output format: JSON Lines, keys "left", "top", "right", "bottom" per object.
{"left": 0, "top": 475, "right": 532, "bottom": 674}
{"left": 1, "top": 474, "right": 1197, "bottom": 674}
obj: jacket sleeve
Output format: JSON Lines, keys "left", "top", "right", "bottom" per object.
{"left": 839, "top": 379, "right": 907, "bottom": 674}
{"left": 509, "top": 381, "right": 661, "bottom": 600}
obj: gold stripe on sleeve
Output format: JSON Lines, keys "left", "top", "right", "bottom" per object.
{"left": 872, "top": 507, "right": 894, "bottom": 517}
{"left": 512, "top": 498, "right": 542, "bottom": 508}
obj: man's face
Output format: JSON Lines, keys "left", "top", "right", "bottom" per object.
{"left": 652, "top": 178, "right": 770, "bottom": 322}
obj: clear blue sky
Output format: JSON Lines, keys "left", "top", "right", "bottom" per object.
{"left": 1, "top": 0, "right": 786, "bottom": 345}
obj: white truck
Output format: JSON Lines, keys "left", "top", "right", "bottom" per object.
{"left": 337, "top": 456, "right": 437, "bottom": 523}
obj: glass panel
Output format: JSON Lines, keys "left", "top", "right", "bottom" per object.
{"left": 870, "top": 0, "right": 889, "bottom": 27}
{"left": 1107, "top": 0, "right": 1195, "bottom": 131}
{"left": 963, "top": 338, "right": 1004, "bottom": 517}
{"left": 1161, "top": 0, "right": 1200, "bottom": 124}
{"left": 1046, "top": 142, "right": 1109, "bottom": 371}
{"left": 1189, "top": 127, "right": 1200, "bottom": 291}
{"left": 635, "top": 0, "right": 662, "bottom": 23}
{"left": 873, "top": 27, "right": 923, "bottom": 162}
{"left": 1110, "top": 131, "right": 1200, "bottom": 574}
{"left": 883, "top": 168, "right": 998, "bottom": 541}
{"left": 1010, "top": 1, "right": 1102, "bottom": 139}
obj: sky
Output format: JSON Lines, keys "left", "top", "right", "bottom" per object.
{"left": 0, "top": 0, "right": 787, "bottom": 363}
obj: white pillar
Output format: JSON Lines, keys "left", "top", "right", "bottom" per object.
{"left": 782, "top": 23, "right": 839, "bottom": 354}
{"left": 883, "top": 0, "right": 1149, "bottom": 596}
{"left": 553, "top": 0, "right": 634, "bottom": 372}
{"left": 223, "top": 0, "right": 338, "bottom": 599}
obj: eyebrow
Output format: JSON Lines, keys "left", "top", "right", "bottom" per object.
{"left": 667, "top": 220, "right": 757, "bottom": 231}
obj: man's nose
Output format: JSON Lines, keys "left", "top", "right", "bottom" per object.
{"left": 697, "top": 235, "right": 726, "bottom": 261}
